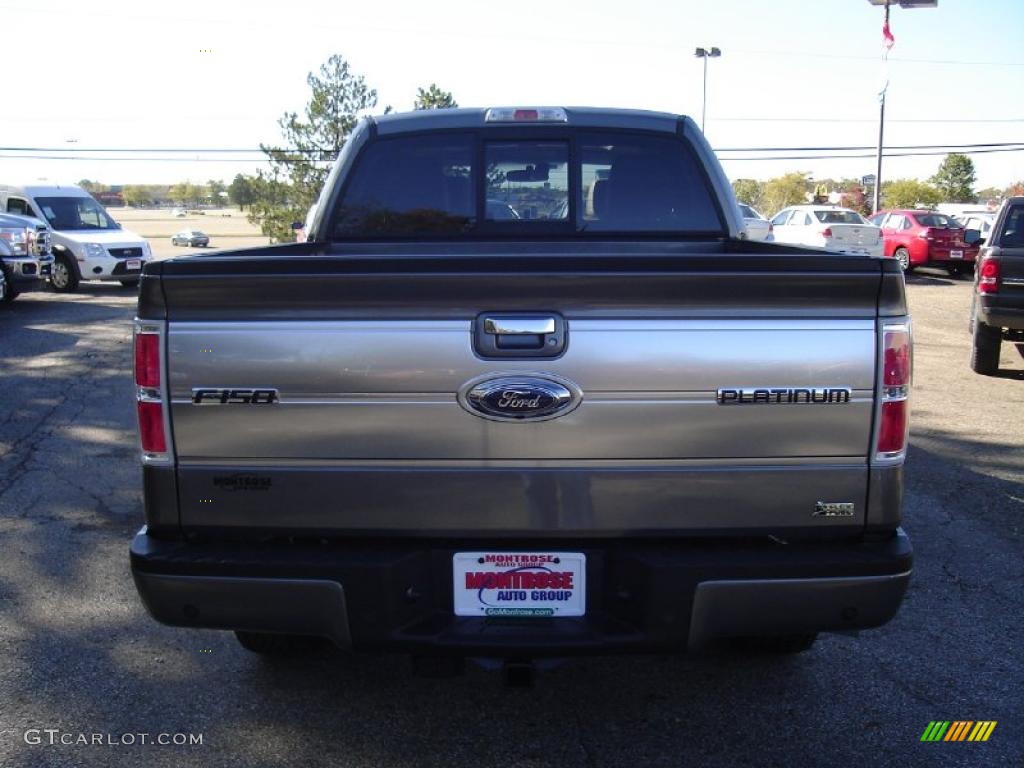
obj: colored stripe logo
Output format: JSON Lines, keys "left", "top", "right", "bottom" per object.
{"left": 921, "top": 721, "right": 997, "bottom": 742}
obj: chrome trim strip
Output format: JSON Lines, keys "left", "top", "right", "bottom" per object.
{"left": 169, "top": 319, "right": 877, "bottom": 332}
{"left": 483, "top": 316, "right": 556, "bottom": 335}
{"left": 170, "top": 391, "right": 875, "bottom": 405}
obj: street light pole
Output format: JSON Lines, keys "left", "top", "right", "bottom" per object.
{"left": 694, "top": 46, "right": 721, "bottom": 134}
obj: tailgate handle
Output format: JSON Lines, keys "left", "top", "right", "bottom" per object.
{"left": 484, "top": 317, "right": 556, "bottom": 335}
{"left": 475, "top": 313, "right": 566, "bottom": 358}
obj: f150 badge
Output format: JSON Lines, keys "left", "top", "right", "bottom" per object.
{"left": 459, "top": 374, "right": 582, "bottom": 422}
{"left": 192, "top": 388, "right": 279, "bottom": 405}
{"left": 717, "top": 387, "right": 852, "bottom": 404}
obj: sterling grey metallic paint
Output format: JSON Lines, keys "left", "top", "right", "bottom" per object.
{"left": 167, "top": 318, "right": 875, "bottom": 461}
{"left": 165, "top": 311, "right": 892, "bottom": 532}
{"left": 176, "top": 463, "right": 870, "bottom": 532}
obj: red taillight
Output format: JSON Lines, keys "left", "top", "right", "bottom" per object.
{"left": 514, "top": 109, "right": 539, "bottom": 120}
{"left": 135, "top": 333, "right": 160, "bottom": 388}
{"left": 877, "top": 400, "right": 908, "bottom": 454}
{"left": 876, "top": 325, "right": 911, "bottom": 461}
{"left": 135, "top": 325, "right": 169, "bottom": 459}
{"left": 137, "top": 401, "right": 167, "bottom": 453}
{"left": 820, "top": 227, "right": 833, "bottom": 238}
{"left": 978, "top": 257, "right": 1000, "bottom": 294}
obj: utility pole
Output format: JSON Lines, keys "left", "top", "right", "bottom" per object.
{"left": 866, "top": 0, "right": 938, "bottom": 212}
{"left": 873, "top": 1, "right": 891, "bottom": 214}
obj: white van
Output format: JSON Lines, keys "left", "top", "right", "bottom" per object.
{"left": 0, "top": 184, "right": 151, "bottom": 291}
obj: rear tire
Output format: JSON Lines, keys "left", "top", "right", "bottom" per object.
{"left": 0, "top": 281, "right": 16, "bottom": 304}
{"left": 893, "top": 247, "right": 911, "bottom": 272}
{"left": 729, "top": 633, "right": 818, "bottom": 654}
{"left": 234, "top": 631, "right": 328, "bottom": 656}
{"left": 50, "top": 252, "right": 80, "bottom": 293}
{"left": 970, "top": 314, "right": 1002, "bottom": 375}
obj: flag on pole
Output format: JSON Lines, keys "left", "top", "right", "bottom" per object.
{"left": 882, "top": 20, "right": 895, "bottom": 50}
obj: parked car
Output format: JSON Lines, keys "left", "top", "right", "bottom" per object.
{"left": 968, "top": 197, "right": 1024, "bottom": 374}
{"left": 738, "top": 203, "right": 772, "bottom": 242}
{"left": 0, "top": 184, "right": 151, "bottom": 291}
{"left": 131, "top": 106, "right": 913, "bottom": 663}
{"left": 172, "top": 208, "right": 187, "bottom": 218}
{"left": 770, "top": 205, "right": 882, "bottom": 257}
{"left": 171, "top": 230, "right": 210, "bottom": 247}
{"left": 958, "top": 212, "right": 996, "bottom": 241}
{"left": 0, "top": 212, "right": 54, "bottom": 303}
{"left": 868, "top": 209, "right": 976, "bottom": 276}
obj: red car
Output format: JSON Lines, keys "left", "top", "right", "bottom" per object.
{"left": 868, "top": 209, "right": 977, "bottom": 276}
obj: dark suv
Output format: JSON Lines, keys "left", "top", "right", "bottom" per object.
{"left": 968, "top": 197, "right": 1024, "bottom": 374}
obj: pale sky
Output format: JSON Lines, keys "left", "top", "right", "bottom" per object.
{"left": 2, "top": 0, "right": 1021, "bottom": 190}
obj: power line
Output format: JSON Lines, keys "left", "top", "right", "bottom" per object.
{"left": 715, "top": 142, "right": 1024, "bottom": 153}
{"left": 735, "top": 48, "right": 1024, "bottom": 67}
{"left": 0, "top": 146, "right": 272, "bottom": 154}
{"left": 723, "top": 146, "right": 1024, "bottom": 161}
{"left": 0, "top": 154, "right": 270, "bottom": 163}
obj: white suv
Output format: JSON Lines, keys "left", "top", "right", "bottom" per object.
{"left": 0, "top": 184, "right": 151, "bottom": 292}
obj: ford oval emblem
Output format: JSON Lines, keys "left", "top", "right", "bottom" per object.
{"left": 459, "top": 374, "right": 582, "bottom": 422}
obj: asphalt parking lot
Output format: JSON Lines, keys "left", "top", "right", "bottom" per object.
{"left": 0, "top": 272, "right": 1022, "bottom": 768}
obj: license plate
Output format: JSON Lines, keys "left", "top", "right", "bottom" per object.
{"left": 951, "top": 250, "right": 963, "bottom": 259}
{"left": 452, "top": 552, "right": 586, "bottom": 617}
{"left": 126, "top": 259, "right": 142, "bottom": 270}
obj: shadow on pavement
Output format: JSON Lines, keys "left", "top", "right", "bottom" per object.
{"left": 1, "top": 428, "right": 1020, "bottom": 768}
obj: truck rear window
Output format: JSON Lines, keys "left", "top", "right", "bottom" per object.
{"left": 332, "top": 131, "right": 724, "bottom": 238}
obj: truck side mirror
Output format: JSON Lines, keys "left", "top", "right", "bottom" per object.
{"left": 964, "top": 229, "right": 983, "bottom": 246}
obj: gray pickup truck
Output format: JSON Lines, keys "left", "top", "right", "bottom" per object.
{"left": 0, "top": 212, "right": 54, "bottom": 303}
{"left": 968, "top": 196, "right": 1024, "bottom": 375}
{"left": 130, "top": 107, "right": 913, "bottom": 666}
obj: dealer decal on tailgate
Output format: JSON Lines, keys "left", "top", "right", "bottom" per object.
{"left": 452, "top": 552, "right": 586, "bottom": 617}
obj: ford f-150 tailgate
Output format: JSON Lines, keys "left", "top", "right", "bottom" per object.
{"left": 140, "top": 245, "right": 906, "bottom": 538}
